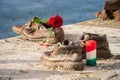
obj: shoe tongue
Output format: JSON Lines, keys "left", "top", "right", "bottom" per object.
{"left": 72, "top": 42, "right": 79, "bottom": 47}
{"left": 84, "top": 34, "right": 90, "bottom": 41}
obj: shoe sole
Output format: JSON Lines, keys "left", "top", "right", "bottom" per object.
{"left": 40, "top": 56, "right": 84, "bottom": 71}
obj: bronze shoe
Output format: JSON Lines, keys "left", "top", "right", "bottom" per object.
{"left": 12, "top": 17, "right": 64, "bottom": 43}
{"left": 40, "top": 40, "right": 84, "bottom": 70}
{"left": 80, "top": 32, "right": 112, "bottom": 59}
{"left": 96, "top": 0, "right": 120, "bottom": 20}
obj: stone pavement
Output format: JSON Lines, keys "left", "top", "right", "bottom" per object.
{"left": 0, "top": 19, "right": 120, "bottom": 80}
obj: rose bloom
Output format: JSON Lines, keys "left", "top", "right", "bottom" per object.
{"left": 47, "top": 14, "right": 63, "bottom": 28}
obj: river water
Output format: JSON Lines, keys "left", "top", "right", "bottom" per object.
{"left": 0, "top": 0, "right": 104, "bottom": 39}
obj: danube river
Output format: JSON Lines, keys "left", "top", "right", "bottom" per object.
{"left": 0, "top": 0, "right": 104, "bottom": 39}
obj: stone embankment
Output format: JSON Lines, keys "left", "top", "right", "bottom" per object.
{"left": 0, "top": 19, "right": 120, "bottom": 80}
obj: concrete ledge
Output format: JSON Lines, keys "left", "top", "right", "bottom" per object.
{"left": 0, "top": 19, "right": 120, "bottom": 80}
{"left": 78, "top": 19, "right": 120, "bottom": 29}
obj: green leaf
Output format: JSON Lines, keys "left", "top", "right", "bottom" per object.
{"left": 43, "top": 19, "right": 49, "bottom": 24}
{"left": 34, "top": 17, "right": 42, "bottom": 23}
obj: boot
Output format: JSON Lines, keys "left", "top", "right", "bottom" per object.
{"left": 40, "top": 40, "right": 84, "bottom": 70}
{"left": 80, "top": 32, "right": 112, "bottom": 59}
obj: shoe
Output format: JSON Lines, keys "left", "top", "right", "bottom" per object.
{"left": 80, "top": 32, "right": 112, "bottom": 59}
{"left": 113, "top": 10, "right": 120, "bottom": 21}
{"left": 96, "top": 0, "right": 120, "bottom": 20}
{"left": 40, "top": 40, "right": 84, "bottom": 70}
{"left": 12, "top": 17, "right": 64, "bottom": 43}
{"left": 96, "top": 9, "right": 108, "bottom": 20}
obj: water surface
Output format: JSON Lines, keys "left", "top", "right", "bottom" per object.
{"left": 0, "top": 0, "right": 104, "bottom": 39}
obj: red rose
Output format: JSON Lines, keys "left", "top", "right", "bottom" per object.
{"left": 47, "top": 14, "right": 63, "bottom": 28}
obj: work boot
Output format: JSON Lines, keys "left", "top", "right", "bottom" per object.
{"left": 80, "top": 32, "right": 112, "bottom": 59}
{"left": 40, "top": 40, "right": 84, "bottom": 70}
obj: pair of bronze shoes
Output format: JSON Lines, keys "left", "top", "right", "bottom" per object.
{"left": 40, "top": 32, "right": 112, "bottom": 70}
{"left": 12, "top": 17, "right": 64, "bottom": 43}
{"left": 12, "top": 18, "right": 84, "bottom": 70}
